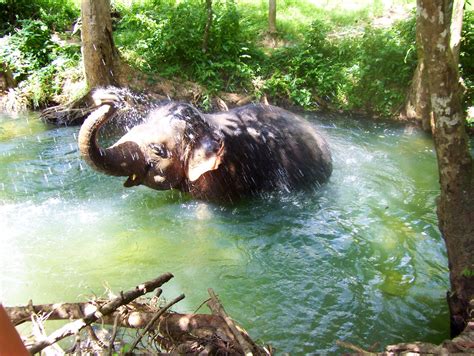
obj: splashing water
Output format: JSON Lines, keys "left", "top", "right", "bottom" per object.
{"left": 0, "top": 111, "right": 449, "bottom": 353}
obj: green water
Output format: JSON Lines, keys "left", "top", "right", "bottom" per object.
{"left": 0, "top": 111, "right": 449, "bottom": 353}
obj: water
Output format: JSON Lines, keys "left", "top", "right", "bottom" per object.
{"left": 0, "top": 111, "right": 449, "bottom": 353}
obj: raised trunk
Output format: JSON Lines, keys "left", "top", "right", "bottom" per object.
{"left": 78, "top": 105, "right": 129, "bottom": 177}
{"left": 418, "top": 0, "right": 474, "bottom": 337}
{"left": 81, "top": 0, "right": 119, "bottom": 88}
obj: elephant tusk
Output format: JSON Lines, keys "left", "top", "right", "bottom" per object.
{"left": 123, "top": 174, "right": 142, "bottom": 187}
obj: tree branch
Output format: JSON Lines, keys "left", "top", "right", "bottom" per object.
{"left": 207, "top": 288, "right": 265, "bottom": 356}
{"left": 26, "top": 273, "right": 173, "bottom": 354}
{"left": 128, "top": 293, "right": 185, "bottom": 352}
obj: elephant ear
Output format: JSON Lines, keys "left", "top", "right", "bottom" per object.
{"left": 186, "top": 136, "right": 225, "bottom": 182}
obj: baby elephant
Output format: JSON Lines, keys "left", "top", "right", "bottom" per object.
{"left": 78, "top": 87, "right": 332, "bottom": 202}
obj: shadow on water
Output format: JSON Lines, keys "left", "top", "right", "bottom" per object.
{"left": 0, "top": 111, "right": 450, "bottom": 353}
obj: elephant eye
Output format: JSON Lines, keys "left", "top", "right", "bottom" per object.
{"left": 150, "top": 143, "right": 170, "bottom": 159}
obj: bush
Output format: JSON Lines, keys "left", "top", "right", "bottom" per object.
{"left": 0, "top": 20, "right": 56, "bottom": 80}
{"left": 0, "top": 0, "right": 79, "bottom": 35}
{"left": 0, "top": 18, "right": 81, "bottom": 108}
{"left": 262, "top": 15, "right": 417, "bottom": 115}
{"left": 115, "top": 0, "right": 264, "bottom": 94}
{"left": 345, "top": 17, "right": 417, "bottom": 115}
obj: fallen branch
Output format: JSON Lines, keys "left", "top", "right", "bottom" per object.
{"left": 6, "top": 302, "right": 235, "bottom": 339}
{"left": 128, "top": 293, "right": 185, "bottom": 352}
{"left": 27, "top": 272, "right": 173, "bottom": 354}
{"left": 4, "top": 273, "right": 269, "bottom": 355}
{"left": 107, "top": 313, "right": 121, "bottom": 354}
{"left": 338, "top": 320, "right": 474, "bottom": 355}
{"left": 40, "top": 91, "right": 95, "bottom": 126}
{"left": 336, "top": 340, "right": 375, "bottom": 355}
{"left": 207, "top": 288, "right": 266, "bottom": 356}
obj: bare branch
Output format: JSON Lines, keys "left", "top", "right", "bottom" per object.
{"left": 128, "top": 293, "right": 185, "bottom": 352}
{"left": 27, "top": 273, "right": 173, "bottom": 354}
{"left": 207, "top": 288, "right": 265, "bottom": 356}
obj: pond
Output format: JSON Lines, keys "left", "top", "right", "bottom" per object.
{"left": 0, "top": 110, "right": 449, "bottom": 353}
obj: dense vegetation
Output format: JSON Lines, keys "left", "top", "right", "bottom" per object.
{"left": 0, "top": 0, "right": 472, "bottom": 121}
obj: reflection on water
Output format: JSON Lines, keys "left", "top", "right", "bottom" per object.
{"left": 0, "top": 111, "right": 449, "bottom": 353}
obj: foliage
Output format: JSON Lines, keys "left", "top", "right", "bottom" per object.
{"left": 112, "top": 0, "right": 418, "bottom": 116}
{"left": 0, "top": 0, "right": 79, "bottom": 35}
{"left": 263, "top": 15, "right": 417, "bottom": 114}
{"left": 0, "top": 0, "right": 81, "bottom": 108}
{"left": 0, "top": 18, "right": 81, "bottom": 108}
{"left": 8, "top": 0, "right": 469, "bottom": 120}
{"left": 1, "top": 20, "right": 56, "bottom": 80}
{"left": 115, "top": 0, "right": 264, "bottom": 95}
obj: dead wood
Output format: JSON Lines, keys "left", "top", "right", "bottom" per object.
{"left": 6, "top": 302, "right": 235, "bottom": 339}
{"left": 338, "top": 320, "right": 474, "bottom": 355}
{"left": 40, "top": 90, "right": 95, "bottom": 126}
{"left": 7, "top": 303, "right": 247, "bottom": 354}
{"left": 207, "top": 288, "right": 267, "bottom": 356}
{"left": 128, "top": 293, "right": 185, "bottom": 352}
{"left": 5, "top": 274, "right": 269, "bottom": 355}
{"left": 26, "top": 272, "right": 173, "bottom": 354}
{"left": 107, "top": 312, "right": 121, "bottom": 354}
{"left": 336, "top": 340, "right": 376, "bottom": 355}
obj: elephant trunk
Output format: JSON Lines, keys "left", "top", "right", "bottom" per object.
{"left": 78, "top": 104, "right": 130, "bottom": 177}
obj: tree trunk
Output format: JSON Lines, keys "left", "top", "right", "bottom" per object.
{"left": 81, "top": 0, "right": 119, "bottom": 88}
{"left": 202, "top": 0, "right": 213, "bottom": 53}
{"left": 403, "top": 0, "right": 465, "bottom": 132}
{"left": 401, "top": 20, "right": 432, "bottom": 131}
{"left": 268, "top": 0, "right": 277, "bottom": 35}
{"left": 449, "top": 0, "right": 465, "bottom": 62}
{"left": 0, "top": 62, "right": 16, "bottom": 90}
{"left": 418, "top": 0, "right": 474, "bottom": 337}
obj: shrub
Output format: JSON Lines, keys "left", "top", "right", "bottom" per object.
{"left": 262, "top": 15, "right": 417, "bottom": 115}
{"left": 0, "top": 0, "right": 79, "bottom": 35}
{"left": 115, "top": 0, "right": 263, "bottom": 94}
{"left": 0, "top": 18, "right": 81, "bottom": 108}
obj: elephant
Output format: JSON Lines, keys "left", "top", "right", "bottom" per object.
{"left": 78, "top": 87, "right": 332, "bottom": 202}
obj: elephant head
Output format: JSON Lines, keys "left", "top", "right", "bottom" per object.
{"left": 78, "top": 88, "right": 225, "bottom": 191}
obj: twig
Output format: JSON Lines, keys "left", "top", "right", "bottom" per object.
{"left": 128, "top": 293, "right": 185, "bottom": 353}
{"left": 31, "top": 313, "right": 64, "bottom": 355}
{"left": 193, "top": 297, "right": 212, "bottom": 314}
{"left": 107, "top": 312, "right": 121, "bottom": 355}
{"left": 27, "top": 273, "right": 173, "bottom": 354}
{"left": 207, "top": 288, "right": 256, "bottom": 356}
{"left": 86, "top": 325, "right": 107, "bottom": 350}
{"left": 336, "top": 340, "right": 375, "bottom": 354}
{"left": 64, "top": 333, "right": 81, "bottom": 354}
